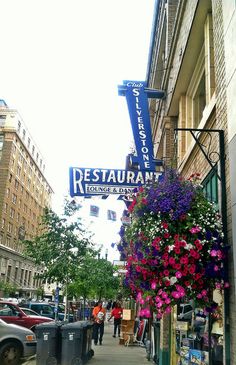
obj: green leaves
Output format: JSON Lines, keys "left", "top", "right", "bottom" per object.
{"left": 22, "top": 200, "right": 94, "bottom": 286}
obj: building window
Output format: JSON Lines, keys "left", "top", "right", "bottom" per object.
{"left": 11, "top": 158, "right": 15, "bottom": 170}
{"left": 7, "top": 222, "right": 13, "bottom": 233}
{"left": 27, "top": 137, "right": 31, "bottom": 148}
{"left": 10, "top": 208, "right": 15, "bottom": 219}
{"left": 22, "top": 129, "right": 26, "bottom": 140}
{"left": 27, "top": 178, "right": 31, "bottom": 188}
{"left": 0, "top": 135, "right": 4, "bottom": 160}
{"left": 20, "top": 269, "right": 24, "bottom": 285}
{"left": 3, "top": 203, "right": 8, "bottom": 213}
{"left": 14, "top": 179, "right": 19, "bottom": 190}
{"left": 12, "top": 193, "right": 17, "bottom": 204}
{"left": 202, "top": 169, "right": 218, "bottom": 209}
{"left": 14, "top": 267, "right": 18, "bottom": 282}
{"left": 193, "top": 72, "right": 206, "bottom": 128}
{"left": 17, "top": 121, "right": 21, "bottom": 132}
{"left": 19, "top": 154, "right": 24, "bottom": 164}
{"left": 32, "top": 145, "right": 35, "bottom": 156}
{"left": 16, "top": 212, "right": 20, "bottom": 222}
{"left": 16, "top": 165, "right": 21, "bottom": 177}
{"left": 6, "top": 266, "right": 12, "bottom": 282}
{"left": 6, "top": 237, "right": 11, "bottom": 247}
{"left": 28, "top": 271, "right": 32, "bottom": 286}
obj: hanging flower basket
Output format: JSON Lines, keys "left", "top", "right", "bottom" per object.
{"left": 118, "top": 169, "right": 229, "bottom": 319}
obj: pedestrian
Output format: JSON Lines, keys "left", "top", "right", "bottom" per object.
{"left": 108, "top": 302, "right": 123, "bottom": 338}
{"left": 92, "top": 301, "right": 106, "bottom": 345}
{"left": 106, "top": 299, "right": 112, "bottom": 311}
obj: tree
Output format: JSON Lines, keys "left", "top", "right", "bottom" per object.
{"left": 23, "top": 200, "right": 94, "bottom": 318}
{"left": 68, "top": 255, "right": 120, "bottom": 305}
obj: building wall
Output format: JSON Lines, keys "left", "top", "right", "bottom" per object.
{"left": 212, "top": 1, "right": 236, "bottom": 363}
{"left": 0, "top": 104, "right": 53, "bottom": 297}
{"left": 220, "top": 0, "right": 236, "bottom": 358}
{"left": 147, "top": 0, "right": 236, "bottom": 363}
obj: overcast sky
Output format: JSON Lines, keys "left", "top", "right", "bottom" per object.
{"left": 0, "top": 0, "right": 156, "bottom": 261}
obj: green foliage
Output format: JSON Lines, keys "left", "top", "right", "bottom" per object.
{"left": 23, "top": 201, "right": 94, "bottom": 286}
{"left": 68, "top": 255, "right": 120, "bottom": 301}
{"left": 0, "top": 280, "right": 18, "bottom": 296}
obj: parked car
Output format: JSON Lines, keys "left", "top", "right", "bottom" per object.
{"left": 20, "top": 302, "right": 75, "bottom": 322}
{"left": 49, "top": 303, "right": 75, "bottom": 322}
{"left": 19, "top": 302, "right": 55, "bottom": 319}
{"left": 0, "top": 318, "right": 36, "bottom": 365}
{"left": 177, "top": 303, "right": 194, "bottom": 321}
{"left": 0, "top": 301, "right": 54, "bottom": 331}
{"left": 21, "top": 307, "right": 50, "bottom": 319}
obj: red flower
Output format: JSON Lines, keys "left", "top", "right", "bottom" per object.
{"left": 195, "top": 242, "right": 203, "bottom": 250}
{"left": 180, "top": 256, "right": 188, "bottom": 264}
{"left": 189, "top": 265, "right": 196, "bottom": 274}
{"left": 162, "top": 222, "right": 169, "bottom": 229}
{"left": 169, "top": 257, "right": 176, "bottom": 265}
{"left": 174, "top": 247, "right": 181, "bottom": 254}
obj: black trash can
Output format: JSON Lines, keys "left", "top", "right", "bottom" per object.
{"left": 80, "top": 321, "right": 94, "bottom": 363}
{"left": 152, "top": 321, "right": 160, "bottom": 364}
{"left": 35, "top": 321, "right": 62, "bottom": 365}
{"left": 61, "top": 322, "right": 84, "bottom": 365}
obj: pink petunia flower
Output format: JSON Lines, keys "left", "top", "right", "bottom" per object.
{"left": 151, "top": 281, "right": 157, "bottom": 290}
{"left": 189, "top": 226, "right": 201, "bottom": 234}
{"left": 175, "top": 271, "right": 182, "bottom": 279}
{"left": 210, "top": 250, "right": 217, "bottom": 257}
{"left": 165, "top": 306, "right": 172, "bottom": 313}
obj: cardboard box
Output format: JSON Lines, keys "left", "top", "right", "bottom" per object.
{"left": 121, "top": 319, "right": 135, "bottom": 332}
{"left": 122, "top": 309, "right": 135, "bottom": 320}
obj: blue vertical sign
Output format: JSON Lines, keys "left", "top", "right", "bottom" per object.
{"left": 54, "top": 286, "right": 60, "bottom": 315}
{"left": 118, "top": 80, "right": 165, "bottom": 171}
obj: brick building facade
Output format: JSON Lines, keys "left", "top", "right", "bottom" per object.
{"left": 0, "top": 100, "right": 53, "bottom": 298}
{"left": 146, "top": 0, "right": 236, "bottom": 364}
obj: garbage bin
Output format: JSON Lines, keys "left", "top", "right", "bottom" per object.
{"left": 152, "top": 321, "right": 160, "bottom": 364}
{"left": 61, "top": 322, "right": 84, "bottom": 365}
{"left": 80, "top": 321, "right": 94, "bottom": 363}
{"left": 35, "top": 321, "right": 62, "bottom": 365}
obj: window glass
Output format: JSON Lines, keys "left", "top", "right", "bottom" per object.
{"left": 202, "top": 169, "right": 219, "bottom": 209}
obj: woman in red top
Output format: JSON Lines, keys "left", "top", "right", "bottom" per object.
{"left": 108, "top": 302, "right": 123, "bottom": 338}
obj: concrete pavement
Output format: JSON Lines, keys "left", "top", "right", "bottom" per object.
{"left": 22, "top": 321, "right": 151, "bottom": 365}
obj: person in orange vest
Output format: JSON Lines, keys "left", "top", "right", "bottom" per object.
{"left": 92, "top": 301, "right": 106, "bottom": 345}
{"left": 108, "top": 301, "right": 123, "bottom": 338}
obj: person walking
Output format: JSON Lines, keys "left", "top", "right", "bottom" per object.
{"left": 108, "top": 302, "right": 123, "bottom": 338}
{"left": 92, "top": 301, "right": 106, "bottom": 345}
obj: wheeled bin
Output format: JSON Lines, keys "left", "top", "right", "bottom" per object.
{"left": 35, "top": 321, "right": 62, "bottom": 365}
{"left": 60, "top": 322, "right": 84, "bottom": 365}
{"left": 80, "top": 321, "right": 94, "bottom": 363}
{"left": 152, "top": 321, "right": 160, "bottom": 364}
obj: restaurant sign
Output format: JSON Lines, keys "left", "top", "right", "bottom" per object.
{"left": 69, "top": 167, "right": 161, "bottom": 197}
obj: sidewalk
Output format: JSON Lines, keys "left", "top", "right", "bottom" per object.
{"left": 89, "top": 321, "right": 150, "bottom": 365}
{"left": 22, "top": 321, "right": 151, "bottom": 365}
